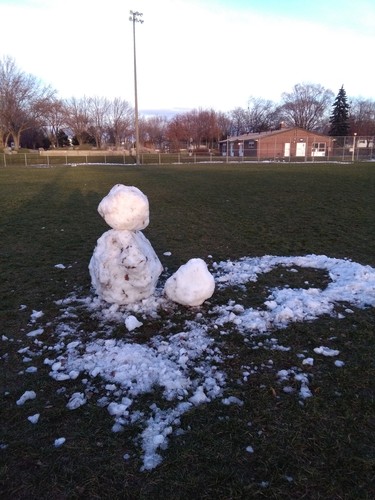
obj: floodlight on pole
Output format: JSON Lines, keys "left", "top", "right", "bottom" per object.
{"left": 129, "top": 10, "right": 143, "bottom": 165}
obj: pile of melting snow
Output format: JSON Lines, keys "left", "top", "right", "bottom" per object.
{"left": 7, "top": 254, "right": 375, "bottom": 471}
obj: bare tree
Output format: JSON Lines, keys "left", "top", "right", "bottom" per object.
{"left": 107, "top": 98, "right": 134, "bottom": 149}
{"left": 228, "top": 107, "right": 249, "bottom": 136}
{"left": 43, "top": 98, "right": 66, "bottom": 147}
{"left": 279, "top": 83, "right": 334, "bottom": 131}
{"left": 196, "top": 109, "right": 221, "bottom": 149}
{"left": 89, "top": 96, "right": 111, "bottom": 148}
{"left": 247, "top": 97, "right": 279, "bottom": 132}
{"left": 216, "top": 111, "right": 232, "bottom": 141}
{"left": 164, "top": 108, "right": 232, "bottom": 152}
{"left": 349, "top": 98, "right": 375, "bottom": 136}
{"left": 0, "top": 55, "right": 55, "bottom": 149}
{"left": 166, "top": 114, "right": 189, "bottom": 152}
{"left": 63, "top": 96, "right": 91, "bottom": 146}
{"left": 139, "top": 115, "right": 169, "bottom": 151}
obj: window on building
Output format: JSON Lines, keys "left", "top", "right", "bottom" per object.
{"left": 312, "top": 142, "right": 326, "bottom": 152}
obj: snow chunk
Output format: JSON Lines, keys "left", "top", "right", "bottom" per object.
{"left": 189, "top": 386, "right": 209, "bottom": 405}
{"left": 30, "top": 310, "right": 44, "bottom": 322}
{"left": 66, "top": 392, "right": 87, "bottom": 410}
{"left": 125, "top": 315, "right": 143, "bottom": 332}
{"left": 16, "top": 390, "right": 36, "bottom": 405}
{"left": 98, "top": 184, "right": 149, "bottom": 231}
{"left": 164, "top": 258, "right": 215, "bottom": 306}
{"left": 299, "top": 384, "right": 313, "bottom": 399}
{"left": 222, "top": 396, "right": 244, "bottom": 406}
{"left": 314, "top": 346, "right": 340, "bottom": 357}
{"left": 302, "top": 357, "right": 314, "bottom": 366}
{"left": 89, "top": 229, "right": 163, "bottom": 305}
{"left": 25, "top": 366, "right": 38, "bottom": 373}
{"left": 27, "top": 413, "right": 40, "bottom": 424}
{"left": 26, "top": 328, "right": 44, "bottom": 338}
{"left": 54, "top": 437, "right": 66, "bottom": 447}
{"left": 335, "top": 360, "right": 345, "bottom": 367}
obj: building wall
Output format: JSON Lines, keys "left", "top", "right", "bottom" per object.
{"left": 222, "top": 128, "right": 333, "bottom": 159}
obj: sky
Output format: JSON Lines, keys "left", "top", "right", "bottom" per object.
{"left": 1, "top": 0, "right": 375, "bottom": 115}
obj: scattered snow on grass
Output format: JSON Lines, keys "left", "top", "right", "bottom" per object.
{"left": 10, "top": 254, "right": 375, "bottom": 470}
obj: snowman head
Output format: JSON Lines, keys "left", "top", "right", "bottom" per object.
{"left": 98, "top": 184, "right": 150, "bottom": 231}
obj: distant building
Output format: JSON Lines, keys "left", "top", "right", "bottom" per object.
{"left": 220, "top": 126, "right": 334, "bottom": 160}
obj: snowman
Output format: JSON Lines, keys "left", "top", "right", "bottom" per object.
{"left": 89, "top": 184, "right": 163, "bottom": 305}
{"left": 89, "top": 184, "right": 215, "bottom": 307}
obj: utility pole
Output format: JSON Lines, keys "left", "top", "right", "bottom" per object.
{"left": 129, "top": 10, "right": 143, "bottom": 165}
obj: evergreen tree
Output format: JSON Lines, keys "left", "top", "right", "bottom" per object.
{"left": 329, "top": 85, "right": 350, "bottom": 137}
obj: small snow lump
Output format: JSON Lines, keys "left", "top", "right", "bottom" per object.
{"left": 164, "top": 258, "right": 215, "bottom": 307}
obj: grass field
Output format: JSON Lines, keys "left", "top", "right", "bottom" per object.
{"left": 1, "top": 163, "right": 374, "bottom": 499}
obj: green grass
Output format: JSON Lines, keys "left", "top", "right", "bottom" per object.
{"left": 1, "top": 163, "right": 374, "bottom": 499}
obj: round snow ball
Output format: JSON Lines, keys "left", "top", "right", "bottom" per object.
{"left": 164, "top": 258, "right": 215, "bottom": 307}
{"left": 98, "top": 184, "right": 150, "bottom": 231}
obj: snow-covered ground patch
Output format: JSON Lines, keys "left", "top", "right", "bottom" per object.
{"left": 10, "top": 254, "right": 375, "bottom": 470}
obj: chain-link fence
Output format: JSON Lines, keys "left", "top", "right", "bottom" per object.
{"left": 220, "top": 135, "right": 375, "bottom": 162}
{"left": 1, "top": 135, "right": 374, "bottom": 166}
{"left": 330, "top": 136, "right": 374, "bottom": 161}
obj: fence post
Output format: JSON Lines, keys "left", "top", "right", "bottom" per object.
{"left": 312, "top": 137, "right": 315, "bottom": 162}
{"left": 47, "top": 154, "right": 50, "bottom": 166}
{"left": 159, "top": 153, "right": 161, "bottom": 165}
{"left": 3, "top": 154, "right": 6, "bottom": 167}
{"left": 24, "top": 153, "right": 27, "bottom": 166}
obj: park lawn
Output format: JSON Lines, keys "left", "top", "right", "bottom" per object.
{"left": 0, "top": 162, "right": 374, "bottom": 499}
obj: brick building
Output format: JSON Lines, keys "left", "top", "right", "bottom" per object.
{"left": 220, "top": 126, "right": 334, "bottom": 160}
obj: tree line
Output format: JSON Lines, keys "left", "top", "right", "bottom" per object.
{"left": 1, "top": 55, "right": 375, "bottom": 152}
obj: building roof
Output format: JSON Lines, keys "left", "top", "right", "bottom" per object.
{"left": 221, "top": 127, "right": 331, "bottom": 143}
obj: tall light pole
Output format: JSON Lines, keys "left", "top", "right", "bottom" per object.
{"left": 129, "top": 10, "right": 143, "bottom": 164}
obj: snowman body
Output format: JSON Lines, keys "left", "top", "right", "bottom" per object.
{"left": 89, "top": 185, "right": 163, "bottom": 305}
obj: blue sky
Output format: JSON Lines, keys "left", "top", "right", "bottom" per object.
{"left": 1, "top": 0, "right": 374, "bottom": 114}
